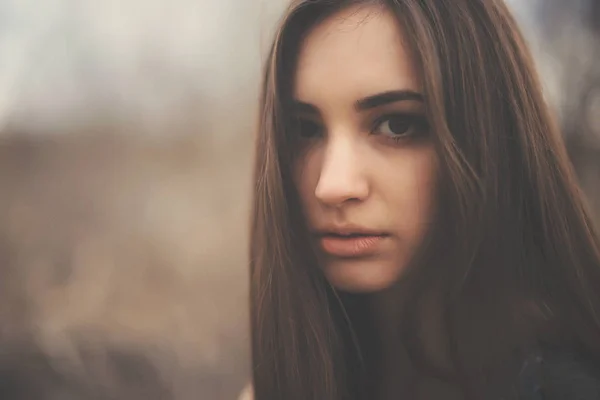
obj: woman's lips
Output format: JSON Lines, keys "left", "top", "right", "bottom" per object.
{"left": 319, "top": 233, "right": 388, "bottom": 258}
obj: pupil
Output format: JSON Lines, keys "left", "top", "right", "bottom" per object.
{"left": 388, "top": 117, "right": 411, "bottom": 134}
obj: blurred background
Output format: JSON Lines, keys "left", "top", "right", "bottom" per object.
{"left": 0, "top": 0, "right": 597, "bottom": 399}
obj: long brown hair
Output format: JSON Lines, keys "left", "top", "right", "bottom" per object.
{"left": 249, "top": 0, "right": 600, "bottom": 398}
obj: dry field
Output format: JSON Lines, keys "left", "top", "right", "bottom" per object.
{"left": 0, "top": 128, "right": 254, "bottom": 399}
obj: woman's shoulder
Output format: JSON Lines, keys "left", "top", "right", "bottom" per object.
{"left": 539, "top": 347, "right": 600, "bottom": 399}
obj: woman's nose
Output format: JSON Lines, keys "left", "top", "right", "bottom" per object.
{"left": 314, "top": 138, "right": 369, "bottom": 207}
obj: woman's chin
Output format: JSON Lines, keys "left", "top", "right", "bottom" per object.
{"left": 324, "top": 259, "right": 406, "bottom": 293}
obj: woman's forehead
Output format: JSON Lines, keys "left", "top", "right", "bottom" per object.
{"left": 293, "top": 5, "right": 421, "bottom": 106}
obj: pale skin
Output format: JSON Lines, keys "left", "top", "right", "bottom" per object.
{"left": 292, "top": 5, "right": 438, "bottom": 293}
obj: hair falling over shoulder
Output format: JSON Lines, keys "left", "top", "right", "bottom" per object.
{"left": 249, "top": 0, "right": 600, "bottom": 399}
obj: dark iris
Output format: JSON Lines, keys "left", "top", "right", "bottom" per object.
{"left": 386, "top": 116, "right": 413, "bottom": 135}
{"left": 376, "top": 113, "right": 428, "bottom": 139}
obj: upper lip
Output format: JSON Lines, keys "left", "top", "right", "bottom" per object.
{"left": 315, "top": 224, "right": 389, "bottom": 237}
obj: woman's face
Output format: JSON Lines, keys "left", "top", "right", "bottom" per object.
{"left": 293, "top": 5, "right": 438, "bottom": 292}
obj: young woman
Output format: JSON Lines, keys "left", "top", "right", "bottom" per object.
{"left": 248, "top": 0, "right": 600, "bottom": 398}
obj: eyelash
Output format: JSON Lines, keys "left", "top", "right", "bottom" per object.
{"left": 294, "top": 112, "right": 429, "bottom": 143}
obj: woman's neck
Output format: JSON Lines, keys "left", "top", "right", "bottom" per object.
{"left": 369, "top": 288, "right": 414, "bottom": 398}
{"left": 366, "top": 283, "right": 457, "bottom": 398}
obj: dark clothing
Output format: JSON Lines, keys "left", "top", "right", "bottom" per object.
{"left": 519, "top": 348, "right": 600, "bottom": 399}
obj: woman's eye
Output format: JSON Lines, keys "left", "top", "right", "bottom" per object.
{"left": 374, "top": 114, "right": 427, "bottom": 139}
{"left": 296, "top": 118, "right": 323, "bottom": 139}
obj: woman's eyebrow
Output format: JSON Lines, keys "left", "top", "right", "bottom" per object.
{"left": 291, "top": 89, "right": 423, "bottom": 115}
{"left": 355, "top": 89, "right": 424, "bottom": 110}
{"left": 291, "top": 101, "right": 321, "bottom": 117}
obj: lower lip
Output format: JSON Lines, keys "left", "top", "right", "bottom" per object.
{"left": 319, "top": 235, "right": 387, "bottom": 257}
